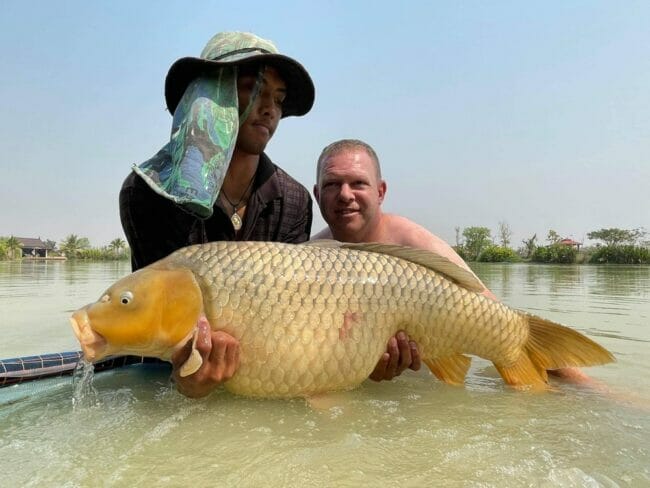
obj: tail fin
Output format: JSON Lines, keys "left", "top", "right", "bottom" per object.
{"left": 495, "top": 315, "right": 615, "bottom": 388}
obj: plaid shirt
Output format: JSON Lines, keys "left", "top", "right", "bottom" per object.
{"left": 120, "top": 153, "right": 313, "bottom": 271}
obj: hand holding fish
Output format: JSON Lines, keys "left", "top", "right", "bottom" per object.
{"left": 369, "top": 331, "right": 421, "bottom": 381}
{"left": 171, "top": 317, "right": 240, "bottom": 398}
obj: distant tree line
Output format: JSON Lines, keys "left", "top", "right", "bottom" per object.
{"left": 4, "top": 226, "right": 648, "bottom": 265}
{"left": 0, "top": 235, "right": 129, "bottom": 261}
{"left": 453, "top": 226, "right": 649, "bottom": 264}
{"left": 58, "top": 234, "right": 130, "bottom": 260}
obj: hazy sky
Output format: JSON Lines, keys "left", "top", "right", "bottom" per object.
{"left": 1, "top": 1, "right": 648, "bottom": 249}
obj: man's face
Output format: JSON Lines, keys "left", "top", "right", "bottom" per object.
{"left": 314, "top": 148, "right": 386, "bottom": 242}
{"left": 235, "top": 66, "right": 286, "bottom": 155}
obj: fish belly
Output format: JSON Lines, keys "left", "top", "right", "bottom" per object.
{"left": 170, "top": 242, "right": 527, "bottom": 398}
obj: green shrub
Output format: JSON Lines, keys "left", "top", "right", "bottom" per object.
{"left": 588, "top": 245, "right": 650, "bottom": 264}
{"left": 478, "top": 245, "right": 520, "bottom": 262}
{"left": 531, "top": 244, "right": 577, "bottom": 264}
{"left": 75, "top": 248, "right": 130, "bottom": 261}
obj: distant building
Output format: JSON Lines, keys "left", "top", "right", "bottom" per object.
{"left": 16, "top": 237, "right": 52, "bottom": 258}
{"left": 558, "top": 238, "right": 582, "bottom": 251}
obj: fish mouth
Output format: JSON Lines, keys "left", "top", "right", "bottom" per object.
{"left": 70, "top": 309, "right": 108, "bottom": 362}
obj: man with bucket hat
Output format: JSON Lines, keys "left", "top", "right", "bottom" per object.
{"left": 119, "top": 32, "right": 315, "bottom": 397}
{"left": 121, "top": 32, "right": 315, "bottom": 269}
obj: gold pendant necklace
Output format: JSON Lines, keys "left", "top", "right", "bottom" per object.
{"left": 221, "top": 172, "right": 256, "bottom": 232}
{"left": 230, "top": 211, "right": 243, "bottom": 231}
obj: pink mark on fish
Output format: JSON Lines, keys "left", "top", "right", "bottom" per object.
{"left": 339, "top": 311, "right": 362, "bottom": 340}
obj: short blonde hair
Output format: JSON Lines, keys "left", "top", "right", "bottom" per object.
{"left": 316, "top": 139, "right": 382, "bottom": 183}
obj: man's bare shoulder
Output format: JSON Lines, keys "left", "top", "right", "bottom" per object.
{"left": 382, "top": 214, "right": 475, "bottom": 269}
{"left": 383, "top": 214, "right": 444, "bottom": 248}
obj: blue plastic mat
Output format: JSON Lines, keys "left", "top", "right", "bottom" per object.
{"left": 0, "top": 352, "right": 162, "bottom": 387}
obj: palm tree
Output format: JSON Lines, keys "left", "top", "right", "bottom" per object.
{"left": 521, "top": 234, "right": 537, "bottom": 259}
{"left": 59, "top": 234, "right": 90, "bottom": 258}
{"left": 44, "top": 239, "right": 57, "bottom": 252}
{"left": 109, "top": 238, "right": 126, "bottom": 257}
{"left": 5, "top": 236, "right": 23, "bottom": 259}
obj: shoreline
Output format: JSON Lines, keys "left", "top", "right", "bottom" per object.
{"left": 22, "top": 256, "right": 67, "bottom": 261}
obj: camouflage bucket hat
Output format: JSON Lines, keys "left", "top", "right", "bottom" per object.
{"left": 165, "top": 31, "right": 315, "bottom": 118}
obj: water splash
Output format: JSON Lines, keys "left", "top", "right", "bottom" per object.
{"left": 72, "top": 358, "right": 98, "bottom": 409}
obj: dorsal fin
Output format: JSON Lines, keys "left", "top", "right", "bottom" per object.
{"left": 303, "top": 239, "right": 344, "bottom": 248}
{"left": 339, "top": 242, "right": 485, "bottom": 293}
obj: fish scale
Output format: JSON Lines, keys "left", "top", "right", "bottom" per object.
{"left": 71, "top": 241, "right": 615, "bottom": 398}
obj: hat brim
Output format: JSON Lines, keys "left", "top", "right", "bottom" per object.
{"left": 165, "top": 54, "right": 315, "bottom": 118}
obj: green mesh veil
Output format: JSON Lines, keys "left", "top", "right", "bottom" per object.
{"left": 133, "top": 66, "right": 261, "bottom": 218}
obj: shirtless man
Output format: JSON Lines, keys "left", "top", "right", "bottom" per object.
{"left": 312, "top": 139, "right": 589, "bottom": 383}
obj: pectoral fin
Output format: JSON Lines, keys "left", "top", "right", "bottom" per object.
{"left": 179, "top": 329, "right": 203, "bottom": 377}
{"left": 423, "top": 354, "right": 472, "bottom": 385}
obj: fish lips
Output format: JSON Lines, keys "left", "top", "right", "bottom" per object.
{"left": 70, "top": 308, "right": 109, "bottom": 362}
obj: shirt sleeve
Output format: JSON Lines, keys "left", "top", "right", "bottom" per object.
{"left": 280, "top": 185, "right": 313, "bottom": 244}
{"left": 119, "top": 172, "right": 190, "bottom": 271}
{"left": 285, "top": 194, "right": 313, "bottom": 244}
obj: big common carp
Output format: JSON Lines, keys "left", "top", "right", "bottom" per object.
{"left": 70, "top": 241, "right": 614, "bottom": 397}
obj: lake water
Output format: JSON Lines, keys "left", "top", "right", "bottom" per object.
{"left": 0, "top": 260, "right": 648, "bottom": 487}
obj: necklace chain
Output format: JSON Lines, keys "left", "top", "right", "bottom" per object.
{"left": 221, "top": 172, "right": 256, "bottom": 211}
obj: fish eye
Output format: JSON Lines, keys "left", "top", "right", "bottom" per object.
{"left": 120, "top": 291, "right": 134, "bottom": 305}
